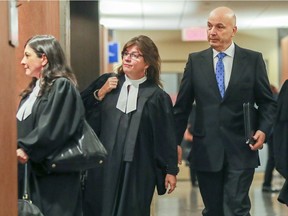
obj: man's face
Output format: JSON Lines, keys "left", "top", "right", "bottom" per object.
{"left": 207, "top": 13, "right": 237, "bottom": 51}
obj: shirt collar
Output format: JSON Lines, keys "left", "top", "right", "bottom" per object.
{"left": 213, "top": 42, "right": 235, "bottom": 58}
{"left": 125, "top": 74, "right": 147, "bottom": 87}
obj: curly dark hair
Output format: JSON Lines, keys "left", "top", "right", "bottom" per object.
{"left": 20, "top": 35, "right": 77, "bottom": 98}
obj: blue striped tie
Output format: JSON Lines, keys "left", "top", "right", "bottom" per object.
{"left": 216, "top": 52, "right": 226, "bottom": 98}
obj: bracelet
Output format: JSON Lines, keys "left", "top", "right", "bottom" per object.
{"left": 93, "top": 89, "right": 101, "bottom": 101}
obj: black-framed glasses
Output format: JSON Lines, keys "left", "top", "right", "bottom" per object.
{"left": 121, "top": 51, "right": 143, "bottom": 60}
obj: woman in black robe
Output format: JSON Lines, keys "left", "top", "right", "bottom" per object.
{"left": 17, "top": 35, "right": 85, "bottom": 216}
{"left": 274, "top": 80, "right": 288, "bottom": 205}
{"left": 81, "top": 35, "right": 179, "bottom": 216}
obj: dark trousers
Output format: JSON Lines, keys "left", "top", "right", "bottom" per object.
{"left": 189, "top": 164, "right": 197, "bottom": 186}
{"left": 197, "top": 167, "right": 254, "bottom": 216}
{"left": 263, "top": 135, "right": 275, "bottom": 187}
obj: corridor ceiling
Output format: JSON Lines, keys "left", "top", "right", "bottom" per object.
{"left": 99, "top": 0, "right": 288, "bottom": 30}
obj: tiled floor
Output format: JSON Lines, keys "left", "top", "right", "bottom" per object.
{"left": 152, "top": 172, "right": 288, "bottom": 216}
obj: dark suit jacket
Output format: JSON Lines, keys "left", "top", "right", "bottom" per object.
{"left": 174, "top": 44, "right": 276, "bottom": 172}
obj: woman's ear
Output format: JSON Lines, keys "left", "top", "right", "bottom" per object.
{"left": 144, "top": 64, "right": 149, "bottom": 70}
{"left": 41, "top": 54, "right": 48, "bottom": 66}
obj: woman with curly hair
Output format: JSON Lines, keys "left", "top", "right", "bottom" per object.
{"left": 17, "top": 35, "right": 85, "bottom": 216}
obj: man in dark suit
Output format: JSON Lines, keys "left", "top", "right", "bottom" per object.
{"left": 173, "top": 6, "right": 276, "bottom": 216}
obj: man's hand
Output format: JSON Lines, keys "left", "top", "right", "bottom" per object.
{"left": 250, "top": 130, "right": 266, "bottom": 151}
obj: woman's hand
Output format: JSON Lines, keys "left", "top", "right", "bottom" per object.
{"left": 96, "top": 76, "right": 119, "bottom": 100}
{"left": 177, "top": 145, "right": 182, "bottom": 165}
{"left": 183, "top": 128, "right": 193, "bottom": 142}
{"left": 17, "top": 148, "right": 29, "bottom": 164}
{"left": 165, "top": 174, "right": 177, "bottom": 194}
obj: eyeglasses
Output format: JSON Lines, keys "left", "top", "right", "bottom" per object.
{"left": 121, "top": 51, "right": 143, "bottom": 60}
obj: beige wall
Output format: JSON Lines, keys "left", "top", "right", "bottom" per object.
{"left": 235, "top": 29, "right": 279, "bottom": 87}
{"left": 112, "top": 29, "right": 279, "bottom": 88}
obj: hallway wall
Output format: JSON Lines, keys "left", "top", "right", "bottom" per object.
{"left": 112, "top": 29, "right": 279, "bottom": 87}
{"left": 0, "top": 2, "right": 17, "bottom": 215}
{"left": 3, "top": 2, "right": 102, "bottom": 214}
{"left": 0, "top": 1, "right": 60, "bottom": 215}
{"left": 70, "top": 1, "right": 101, "bottom": 91}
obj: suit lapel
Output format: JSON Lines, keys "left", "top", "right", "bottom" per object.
{"left": 224, "top": 45, "right": 246, "bottom": 99}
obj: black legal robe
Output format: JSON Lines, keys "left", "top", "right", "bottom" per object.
{"left": 17, "top": 78, "right": 85, "bottom": 216}
{"left": 274, "top": 80, "right": 288, "bottom": 205}
{"left": 81, "top": 73, "right": 178, "bottom": 216}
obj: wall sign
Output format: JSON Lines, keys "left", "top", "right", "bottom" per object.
{"left": 108, "top": 42, "right": 119, "bottom": 63}
{"left": 8, "top": 0, "right": 19, "bottom": 47}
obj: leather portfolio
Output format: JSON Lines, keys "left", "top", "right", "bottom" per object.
{"left": 243, "top": 102, "right": 257, "bottom": 145}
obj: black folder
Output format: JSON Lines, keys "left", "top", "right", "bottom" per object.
{"left": 243, "top": 102, "right": 257, "bottom": 145}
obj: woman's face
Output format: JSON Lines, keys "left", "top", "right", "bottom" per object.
{"left": 20, "top": 45, "right": 47, "bottom": 78}
{"left": 122, "top": 45, "right": 149, "bottom": 80}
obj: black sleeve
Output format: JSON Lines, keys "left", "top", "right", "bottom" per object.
{"left": 80, "top": 72, "right": 116, "bottom": 134}
{"left": 18, "top": 78, "right": 85, "bottom": 162}
{"left": 149, "top": 90, "right": 179, "bottom": 175}
{"left": 273, "top": 80, "right": 288, "bottom": 179}
{"left": 81, "top": 72, "right": 116, "bottom": 113}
